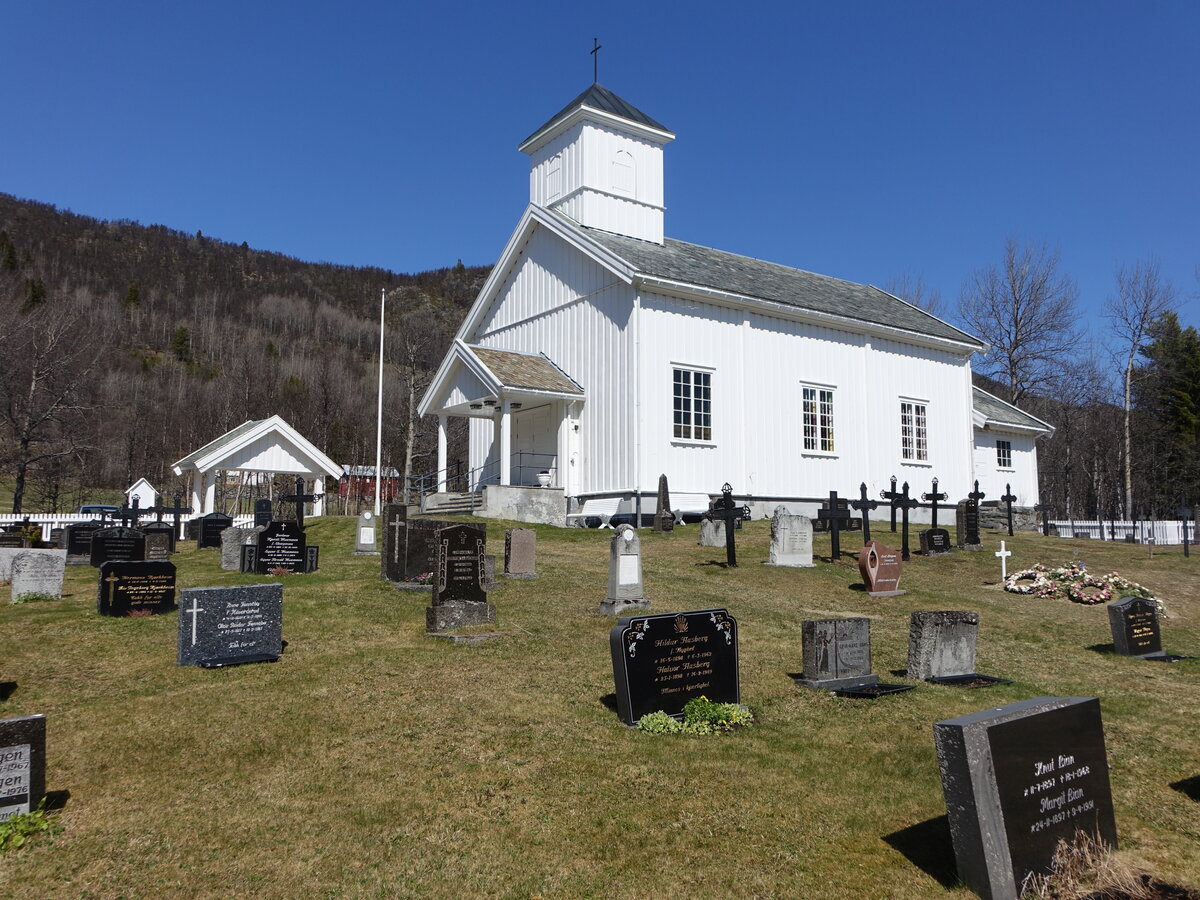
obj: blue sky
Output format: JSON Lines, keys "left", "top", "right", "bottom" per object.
{"left": 4, "top": 1, "right": 1197, "bottom": 337}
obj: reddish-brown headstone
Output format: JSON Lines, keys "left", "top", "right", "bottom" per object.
{"left": 858, "top": 540, "right": 906, "bottom": 597}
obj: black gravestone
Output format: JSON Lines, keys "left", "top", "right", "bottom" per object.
{"left": 63, "top": 521, "right": 102, "bottom": 558}
{"left": 609, "top": 608, "right": 739, "bottom": 725}
{"left": 381, "top": 504, "right": 408, "bottom": 581}
{"left": 0, "top": 714, "right": 46, "bottom": 823}
{"left": 255, "top": 521, "right": 306, "bottom": 574}
{"left": 178, "top": 584, "right": 283, "bottom": 667}
{"left": 426, "top": 523, "right": 494, "bottom": 631}
{"left": 934, "top": 696, "right": 1117, "bottom": 900}
{"left": 97, "top": 560, "right": 177, "bottom": 616}
{"left": 89, "top": 527, "right": 146, "bottom": 567}
{"left": 254, "top": 499, "right": 273, "bottom": 528}
{"left": 407, "top": 518, "right": 473, "bottom": 580}
{"left": 240, "top": 544, "right": 258, "bottom": 574}
{"left": 1107, "top": 597, "right": 1162, "bottom": 658}
{"left": 920, "top": 528, "right": 952, "bottom": 556}
{"left": 141, "top": 521, "right": 176, "bottom": 554}
{"left": 197, "top": 513, "right": 233, "bottom": 549}
{"left": 0, "top": 534, "right": 24, "bottom": 548}
{"left": 305, "top": 545, "right": 319, "bottom": 573}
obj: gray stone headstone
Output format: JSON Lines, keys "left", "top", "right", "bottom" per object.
{"left": 141, "top": 521, "right": 176, "bottom": 554}
{"left": 1107, "top": 597, "right": 1163, "bottom": 657}
{"left": 766, "top": 507, "right": 814, "bottom": 567}
{"left": 698, "top": 518, "right": 725, "bottom": 547}
{"left": 220, "top": 526, "right": 256, "bottom": 571}
{"left": 426, "top": 523, "right": 494, "bottom": 632}
{"left": 144, "top": 532, "right": 171, "bottom": 562}
{"left": 0, "top": 548, "right": 24, "bottom": 582}
{"left": 603, "top": 524, "right": 648, "bottom": 616}
{"left": 0, "top": 714, "right": 46, "bottom": 822}
{"left": 10, "top": 550, "right": 67, "bottom": 603}
{"left": 956, "top": 501, "right": 983, "bottom": 550}
{"left": 796, "top": 618, "right": 877, "bottom": 690}
{"left": 381, "top": 504, "right": 407, "bottom": 581}
{"left": 907, "top": 610, "right": 979, "bottom": 680}
{"left": 503, "top": 528, "right": 537, "bottom": 578}
{"left": 354, "top": 511, "right": 379, "bottom": 555}
{"left": 178, "top": 584, "right": 283, "bottom": 667}
{"left": 934, "top": 697, "right": 1118, "bottom": 900}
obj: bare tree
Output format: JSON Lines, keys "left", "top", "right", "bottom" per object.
{"left": 882, "top": 269, "right": 944, "bottom": 318}
{"left": 959, "top": 239, "right": 1081, "bottom": 403}
{"left": 1105, "top": 258, "right": 1177, "bottom": 519}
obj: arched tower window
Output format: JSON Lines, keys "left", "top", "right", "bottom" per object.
{"left": 611, "top": 149, "right": 635, "bottom": 197}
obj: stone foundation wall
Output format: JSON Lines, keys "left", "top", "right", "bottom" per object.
{"left": 480, "top": 485, "right": 566, "bottom": 527}
{"left": 977, "top": 502, "right": 1038, "bottom": 532}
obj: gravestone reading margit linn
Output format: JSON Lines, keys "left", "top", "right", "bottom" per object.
{"left": 859, "top": 540, "right": 905, "bottom": 596}
{"left": 97, "top": 561, "right": 177, "bottom": 616}
{"left": 178, "top": 584, "right": 283, "bottom": 667}
{"left": 766, "top": 507, "right": 814, "bottom": 567}
{"left": 1107, "top": 597, "right": 1163, "bottom": 658}
{"left": 503, "top": 528, "right": 537, "bottom": 579}
{"left": 603, "top": 524, "right": 649, "bottom": 615}
{"left": 426, "top": 524, "right": 494, "bottom": 632}
{"left": 609, "top": 608, "right": 738, "bottom": 725}
{"left": 934, "top": 696, "right": 1118, "bottom": 900}
{"left": 10, "top": 550, "right": 67, "bottom": 603}
{"left": 255, "top": 521, "right": 306, "bottom": 574}
{"left": 0, "top": 714, "right": 46, "bottom": 823}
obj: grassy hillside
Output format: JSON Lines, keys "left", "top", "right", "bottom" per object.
{"left": 0, "top": 520, "right": 1196, "bottom": 898}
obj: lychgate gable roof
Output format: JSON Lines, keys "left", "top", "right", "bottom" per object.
{"left": 171, "top": 415, "right": 342, "bottom": 479}
{"left": 971, "top": 387, "right": 1054, "bottom": 435}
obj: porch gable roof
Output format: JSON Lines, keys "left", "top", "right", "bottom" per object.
{"left": 418, "top": 340, "right": 584, "bottom": 418}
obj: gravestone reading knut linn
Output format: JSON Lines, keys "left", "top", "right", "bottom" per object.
{"left": 766, "top": 507, "right": 814, "bottom": 568}
{"left": 255, "top": 521, "right": 306, "bottom": 574}
{"left": 1107, "top": 597, "right": 1163, "bottom": 658}
{"left": 609, "top": 608, "right": 738, "bottom": 725}
{"left": 381, "top": 504, "right": 407, "bottom": 581}
{"left": 503, "top": 528, "right": 537, "bottom": 579}
{"left": 934, "top": 696, "right": 1117, "bottom": 900}
{"left": 196, "top": 512, "right": 233, "bottom": 549}
{"left": 97, "top": 561, "right": 177, "bottom": 616}
{"left": 89, "top": 527, "right": 146, "bottom": 567}
{"left": 907, "top": 611, "right": 980, "bottom": 681}
{"left": 10, "top": 550, "right": 67, "bottom": 603}
{"left": 795, "top": 617, "right": 877, "bottom": 691}
{"left": 603, "top": 524, "right": 649, "bottom": 615}
{"left": 426, "top": 524, "right": 494, "bottom": 632}
{"left": 0, "top": 714, "right": 46, "bottom": 823}
{"left": 354, "top": 511, "right": 378, "bottom": 555}
{"left": 178, "top": 584, "right": 283, "bottom": 667}
{"left": 859, "top": 540, "right": 905, "bottom": 596}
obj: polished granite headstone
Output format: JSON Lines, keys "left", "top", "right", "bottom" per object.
{"left": 934, "top": 697, "right": 1117, "bottom": 900}
{"left": 89, "top": 527, "right": 146, "bottom": 567}
{"left": 1107, "top": 597, "right": 1162, "bottom": 658}
{"left": 141, "top": 521, "right": 177, "bottom": 554}
{"left": 178, "top": 584, "right": 283, "bottom": 667}
{"left": 858, "top": 540, "right": 905, "bottom": 596}
{"left": 196, "top": 512, "right": 233, "bottom": 549}
{"left": 255, "top": 521, "right": 306, "bottom": 574}
{"left": 240, "top": 544, "right": 258, "bottom": 574}
{"left": 426, "top": 523, "right": 494, "bottom": 632}
{"left": 63, "top": 521, "right": 103, "bottom": 563}
{"left": 0, "top": 714, "right": 46, "bottom": 823}
{"left": 405, "top": 518, "right": 468, "bottom": 581}
{"left": 609, "top": 608, "right": 738, "bottom": 725}
{"left": 305, "top": 545, "right": 319, "bottom": 573}
{"left": 97, "top": 560, "right": 177, "bottom": 616}
{"left": 381, "top": 504, "right": 407, "bottom": 581}
{"left": 920, "top": 527, "right": 953, "bottom": 556}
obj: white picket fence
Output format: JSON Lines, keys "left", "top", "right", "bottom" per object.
{"left": 1049, "top": 519, "right": 1194, "bottom": 545}
{"left": 0, "top": 512, "right": 255, "bottom": 535}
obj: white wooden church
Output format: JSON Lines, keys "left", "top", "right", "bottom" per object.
{"left": 419, "top": 84, "right": 1052, "bottom": 522}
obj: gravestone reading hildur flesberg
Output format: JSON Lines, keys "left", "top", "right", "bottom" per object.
{"left": 0, "top": 714, "right": 46, "bottom": 823}
{"left": 426, "top": 524, "right": 494, "bottom": 632}
{"left": 609, "top": 608, "right": 738, "bottom": 725}
{"left": 178, "top": 584, "right": 283, "bottom": 667}
{"left": 97, "top": 561, "right": 177, "bottom": 616}
{"left": 255, "top": 521, "right": 306, "bottom": 574}
{"left": 934, "top": 696, "right": 1117, "bottom": 900}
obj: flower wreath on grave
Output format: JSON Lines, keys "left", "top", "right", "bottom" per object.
{"left": 1004, "top": 562, "right": 1161, "bottom": 610}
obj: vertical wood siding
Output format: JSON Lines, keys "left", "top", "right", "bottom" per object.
{"left": 973, "top": 432, "right": 1041, "bottom": 506}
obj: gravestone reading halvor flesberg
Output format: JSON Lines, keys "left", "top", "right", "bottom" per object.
{"left": 934, "top": 696, "right": 1117, "bottom": 900}
{"left": 609, "top": 608, "right": 738, "bottom": 725}
{"left": 426, "top": 523, "right": 494, "bottom": 632}
{"left": 178, "top": 584, "right": 283, "bottom": 667}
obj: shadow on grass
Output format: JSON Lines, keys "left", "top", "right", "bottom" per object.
{"left": 599, "top": 693, "right": 618, "bottom": 713}
{"left": 1170, "top": 776, "right": 1200, "bottom": 802}
{"left": 694, "top": 560, "right": 732, "bottom": 569}
{"left": 44, "top": 789, "right": 71, "bottom": 811}
{"left": 1087, "top": 643, "right": 1117, "bottom": 655}
{"left": 882, "top": 815, "right": 959, "bottom": 889}
{"left": 0, "top": 682, "right": 16, "bottom": 701}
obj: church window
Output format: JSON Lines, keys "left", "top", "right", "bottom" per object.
{"left": 611, "top": 149, "right": 635, "bottom": 196}
{"left": 673, "top": 367, "right": 712, "bottom": 442}
{"left": 801, "top": 384, "right": 835, "bottom": 453}
{"left": 900, "top": 400, "right": 928, "bottom": 461}
{"left": 545, "top": 154, "right": 562, "bottom": 201}
{"left": 996, "top": 440, "right": 1013, "bottom": 468}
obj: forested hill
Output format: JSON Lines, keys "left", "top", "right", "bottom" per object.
{"left": 0, "top": 192, "right": 490, "bottom": 512}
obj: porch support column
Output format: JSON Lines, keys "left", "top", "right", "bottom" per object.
{"left": 556, "top": 402, "right": 571, "bottom": 490}
{"left": 436, "top": 415, "right": 448, "bottom": 491}
{"left": 499, "top": 399, "right": 512, "bottom": 486}
{"left": 200, "top": 470, "right": 216, "bottom": 515}
{"left": 312, "top": 476, "right": 325, "bottom": 517}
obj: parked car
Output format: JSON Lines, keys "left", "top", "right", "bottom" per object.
{"left": 77, "top": 504, "right": 119, "bottom": 517}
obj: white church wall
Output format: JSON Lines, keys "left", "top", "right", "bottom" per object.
{"left": 973, "top": 430, "right": 1041, "bottom": 507}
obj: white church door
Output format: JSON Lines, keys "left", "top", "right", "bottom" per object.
{"left": 510, "top": 403, "right": 559, "bottom": 486}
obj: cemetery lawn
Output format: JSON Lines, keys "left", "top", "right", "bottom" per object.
{"left": 1, "top": 519, "right": 1197, "bottom": 899}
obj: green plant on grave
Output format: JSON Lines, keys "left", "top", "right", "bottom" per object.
{"left": 11, "top": 592, "right": 57, "bottom": 605}
{"left": 636, "top": 697, "right": 753, "bottom": 735}
{"left": 0, "top": 801, "right": 63, "bottom": 853}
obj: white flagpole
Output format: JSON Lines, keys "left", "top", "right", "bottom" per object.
{"left": 374, "top": 288, "right": 386, "bottom": 516}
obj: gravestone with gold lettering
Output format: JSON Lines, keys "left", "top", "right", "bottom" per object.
{"left": 97, "top": 560, "right": 177, "bottom": 616}
{"left": 1107, "top": 597, "right": 1163, "bottom": 658}
{"left": 609, "top": 608, "right": 738, "bottom": 725}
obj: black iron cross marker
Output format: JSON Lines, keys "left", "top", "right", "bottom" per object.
{"left": 1034, "top": 502, "right": 1053, "bottom": 537}
{"left": 281, "top": 477, "right": 317, "bottom": 529}
{"left": 880, "top": 476, "right": 901, "bottom": 532}
{"left": 1176, "top": 496, "right": 1193, "bottom": 559}
{"left": 816, "top": 490, "right": 853, "bottom": 560}
{"left": 850, "top": 482, "right": 879, "bottom": 546}
{"left": 897, "top": 482, "right": 921, "bottom": 561}
{"left": 710, "top": 483, "right": 750, "bottom": 567}
{"left": 922, "top": 477, "right": 947, "bottom": 531}
{"left": 114, "top": 498, "right": 144, "bottom": 529}
{"left": 1000, "top": 483, "right": 1018, "bottom": 537}
{"left": 151, "top": 494, "right": 193, "bottom": 540}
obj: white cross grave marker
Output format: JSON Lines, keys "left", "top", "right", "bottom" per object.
{"left": 185, "top": 596, "right": 205, "bottom": 646}
{"left": 995, "top": 540, "right": 1012, "bottom": 580}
